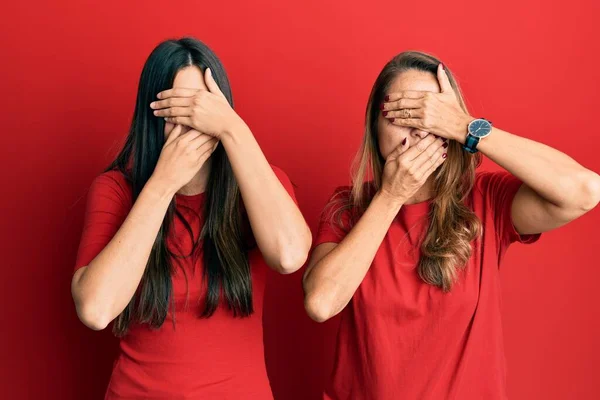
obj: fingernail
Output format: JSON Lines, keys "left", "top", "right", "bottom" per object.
{"left": 433, "top": 134, "right": 439, "bottom": 138}
{"left": 150, "top": 102, "right": 156, "bottom": 108}
{"left": 153, "top": 110, "right": 158, "bottom": 115}
{"left": 382, "top": 111, "right": 388, "bottom": 117}
{"left": 402, "top": 138, "right": 407, "bottom": 145}
{"left": 388, "top": 118, "right": 395, "bottom": 122}
{"left": 442, "top": 153, "right": 447, "bottom": 159}
{"left": 385, "top": 95, "right": 390, "bottom": 101}
{"left": 379, "top": 103, "right": 385, "bottom": 110}
{"left": 443, "top": 142, "right": 448, "bottom": 148}
{"left": 442, "top": 138, "right": 448, "bottom": 142}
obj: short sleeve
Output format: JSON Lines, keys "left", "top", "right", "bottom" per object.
{"left": 477, "top": 171, "right": 541, "bottom": 249}
{"left": 74, "top": 171, "right": 133, "bottom": 271}
{"left": 271, "top": 165, "right": 298, "bottom": 205}
{"left": 314, "top": 186, "right": 354, "bottom": 247}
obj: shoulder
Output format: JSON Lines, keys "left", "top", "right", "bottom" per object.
{"left": 473, "top": 169, "right": 519, "bottom": 197}
{"left": 88, "top": 170, "right": 133, "bottom": 205}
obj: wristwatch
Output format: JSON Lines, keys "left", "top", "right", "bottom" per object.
{"left": 463, "top": 118, "right": 493, "bottom": 153}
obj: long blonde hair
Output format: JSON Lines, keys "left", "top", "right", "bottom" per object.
{"left": 331, "top": 51, "right": 482, "bottom": 291}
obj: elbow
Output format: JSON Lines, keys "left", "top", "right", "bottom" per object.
{"left": 577, "top": 171, "right": 600, "bottom": 212}
{"left": 72, "top": 278, "right": 111, "bottom": 331}
{"left": 304, "top": 290, "right": 336, "bottom": 323}
{"left": 273, "top": 230, "right": 312, "bottom": 275}
{"left": 75, "top": 302, "right": 111, "bottom": 331}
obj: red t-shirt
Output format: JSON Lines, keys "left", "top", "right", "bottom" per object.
{"left": 314, "top": 171, "right": 541, "bottom": 400}
{"left": 75, "top": 166, "right": 296, "bottom": 400}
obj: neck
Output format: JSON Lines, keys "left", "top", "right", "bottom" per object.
{"left": 177, "top": 159, "right": 212, "bottom": 196}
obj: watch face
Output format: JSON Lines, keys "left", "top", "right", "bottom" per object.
{"left": 469, "top": 119, "right": 492, "bottom": 138}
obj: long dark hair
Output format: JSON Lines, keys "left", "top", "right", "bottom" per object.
{"left": 108, "top": 37, "right": 253, "bottom": 336}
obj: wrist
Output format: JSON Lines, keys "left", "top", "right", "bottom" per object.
{"left": 453, "top": 115, "right": 475, "bottom": 144}
{"left": 374, "top": 190, "right": 405, "bottom": 212}
{"left": 145, "top": 176, "right": 177, "bottom": 202}
{"left": 221, "top": 118, "right": 250, "bottom": 145}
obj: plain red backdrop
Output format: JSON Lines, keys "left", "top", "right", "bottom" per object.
{"left": 1, "top": 1, "right": 599, "bottom": 399}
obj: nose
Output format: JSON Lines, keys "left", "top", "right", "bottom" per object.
{"left": 410, "top": 128, "right": 429, "bottom": 139}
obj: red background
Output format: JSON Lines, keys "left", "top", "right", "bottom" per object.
{"left": 2, "top": 1, "right": 599, "bottom": 399}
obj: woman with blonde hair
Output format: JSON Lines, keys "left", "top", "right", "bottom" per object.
{"left": 303, "top": 51, "right": 600, "bottom": 400}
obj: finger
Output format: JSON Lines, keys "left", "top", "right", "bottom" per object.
{"left": 150, "top": 97, "right": 193, "bottom": 110}
{"left": 390, "top": 117, "right": 424, "bottom": 130}
{"left": 399, "top": 134, "right": 438, "bottom": 161}
{"left": 384, "top": 91, "right": 427, "bottom": 102}
{"left": 154, "top": 107, "right": 192, "bottom": 118}
{"left": 195, "top": 138, "right": 219, "bottom": 161}
{"left": 437, "top": 63, "right": 453, "bottom": 94}
{"left": 386, "top": 137, "right": 410, "bottom": 161}
{"left": 419, "top": 146, "right": 448, "bottom": 181}
{"left": 164, "top": 116, "right": 193, "bottom": 126}
{"left": 381, "top": 98, "right": 422, "bottom": 112}
{"left": 412, "top": 138, "right": 447, "bottom": 171}
{"left": 383, "top": 108, "right": 424, "bottom": 120}
{"left": 164, "top": 124, "right": 183, "bottom": 146}
{"left": 177, "top": 129, "right": 203, "bottom": 145}
{"left": 204, "top": 68, "right": 227, "bottom": 100}
{"left": 156, "top": 87, "right": 198, "bottom": 99}
{"left": 189, "top": 133, "right": 215, "bottom": 149}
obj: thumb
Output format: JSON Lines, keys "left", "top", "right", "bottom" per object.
{"left": 164, "top": 124, "right": 183, "bottom": 146}
{"left": 204, "top": 68, "right": 227, "bottom": 100}
{"left": 437, "top": 63, "right": 453, "bottom": 94}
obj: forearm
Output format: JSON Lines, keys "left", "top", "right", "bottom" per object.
{"left": 303, "top": 192, "right": 402, "bottom": 321}
{"left": 72, "top": 178, "right": 175, "bottom": 329}
{"left": 221, "top": 122, "right": 311, "bottom": 273}
{"left": 456, "top": 123, "right": 599, "bottom": 210}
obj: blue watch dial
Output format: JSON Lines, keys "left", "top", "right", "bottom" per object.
{"left": 468, "top": 119, "right": 492, "bottom": 138}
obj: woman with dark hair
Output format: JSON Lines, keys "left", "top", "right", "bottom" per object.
{"left": 71, "top": 37, "right": 311, "bottom": 399}
{"left": 303, "top": 51, "right": 600, "bottom": 400}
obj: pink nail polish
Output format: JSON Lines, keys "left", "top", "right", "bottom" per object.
{"left": 442, "top": 153, "right": 447, "bottom": 159}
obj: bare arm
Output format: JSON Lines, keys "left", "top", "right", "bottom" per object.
{"left": 155, "top": 68, "right": 311, "bottom": 274}
{"left": 72, "top": 126, "right": 217, "bottom": 330}
{"left": 72, "top": 180, "right": 174, "bottom": 331}
{"left": 474, "top": 128, "right": 600, "bottom": 234}
{"left": 383, "top": 63, "right": 600, "bottom": 236}
{"left": 221, "top": 123, "right": 312, "bottom": 274}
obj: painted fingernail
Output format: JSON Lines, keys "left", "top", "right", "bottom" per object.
{"left": 379, "top": 103, "right": 385, "bottom": 110}
{"left": 382, "top": 111, "right": 388, "bottom": 116}
{"left": 402, "top": 138, "right": 407, "bottom": 145}
{"left": 385, "top": 95, "right": 390, "bottom": 101}
{"left": 442, "top": 153, "right": 447, "bottom": 159}
{"left": 443, "top": 142, "right": 448, "bottom": 148}
{"left": 433, "top": 134, "right": 439, "bottom": 138}
{"left": 388, "top": 118, "right": 395, "bottom": 122}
